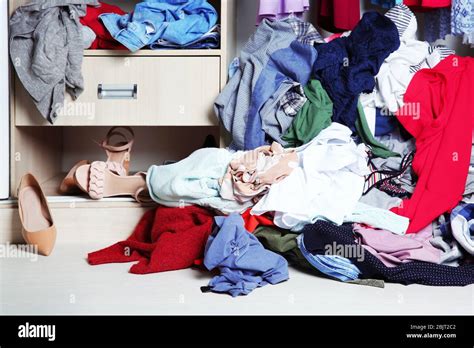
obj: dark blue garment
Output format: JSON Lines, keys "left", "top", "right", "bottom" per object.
{"left": 244, "top": 40, "right": 317, "bottom": 150}
{"left": 313, "top": 12, "right": 400, "bottom": 132}
{"left": 203, "top": 214, "right": 289, "bottom": 297}
{"left": 301, "top": 221, "right": 474, "bottom": 286}
{"left": 375, "top": 108, "right": 398, "bottom": 136}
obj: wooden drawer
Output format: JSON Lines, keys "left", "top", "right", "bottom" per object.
{"left": 14, "top": 56, "right": 221, "bottom": 126}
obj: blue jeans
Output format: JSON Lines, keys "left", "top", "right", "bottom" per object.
{"left": 100, "top": 0, "right": 218, "bottom": 52}
{"left": 297, "top": 234, "right": 361, "bottom": 282}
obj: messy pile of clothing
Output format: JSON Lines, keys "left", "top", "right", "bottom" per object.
{"left": 89, "top": 4, "right": 474, "bottom": 296}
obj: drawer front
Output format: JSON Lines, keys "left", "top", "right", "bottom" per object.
{"left": 15, "top": 56, "right": 221, "bottom": 126}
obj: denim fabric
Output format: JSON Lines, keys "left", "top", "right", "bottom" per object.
{"left": 100, "top": 0, "right": 218, "bottom": 52}
{"left": 203, "top": 214, "right": 289, "bottom": 297}
{"left": 297, "top": 234, "right": 361, "bottom": 282}
{"left": 150, "top": 25, "right": 219, "bottom": 49}
{"left": 244, "top": 40, "right": 317, "bottom": 150}
{"left": 302, "top": 220, "right": 474, "bottom": 286}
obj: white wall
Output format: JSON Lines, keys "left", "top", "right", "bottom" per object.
{"left": 0, "top": 0, "right": 9, "bottom": 199}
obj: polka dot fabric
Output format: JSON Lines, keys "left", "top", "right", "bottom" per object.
{"left": 301, "top": 221, "right": 474, "bottom": 286}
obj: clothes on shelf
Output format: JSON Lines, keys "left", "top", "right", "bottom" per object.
{"left": 9, "top": 0, "right": 99, "bottom": 124}
{"left": 371, "top": 0, "right": 403, "bottom": 8}
{"left": 317, "top": 0, "right": 361, "bottom": 32}
{"left": 451, "top": 0, "right": 474, "bottom": 47}
{"left": 88, "top": 205, "right": 215, "bottom": 274}
{"left": 202, "top": 214, "right": 289, "bottom": 297}
{"left": 150, "top": 25, "right": 220, "bottom": 49}
{"left": 80, "top": 2, "right": 127, "bottom": 49}
{"left": 391, "top": 55, "right": 474, "bottom": 233}
{"left": 100, "top": 0, "right": 218, "bottom": 52}
{"left": 257, "top": 0, "right": 310, "bottom": 25}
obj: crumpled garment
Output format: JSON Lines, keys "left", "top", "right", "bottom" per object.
{"left": 354, "top": 223, "right": 441, "bottom": 267}
{"left": 202, "top": 214, "right": 289, "bottom": 297}
{"left": 88, "top": 205, "right": 214, "bottom": 274}
{"left": 364, "top": 4, "right": 455, "bottom": 115}
{"left": 252, "top": 123, "right": 370, "bottom": 231}
{"left": 219, "top": 142, "right": 298, "bottom": 204}
{"left": 439, "top": 203, "right": 474, "bottom": 256}
{"left": 146, "top": 148, "right": 251, "bottom": 214}
{"left": 302, "top": 220, "right": 474, "bottom": 286}
{"left": 9, "top": 0, "right": 99, "bottom": 124}
{"left": 257, "top": 0, "right": 310, "bottom": 25}
{"left": 313, "top": 11, "right": 400, "bottom": 132}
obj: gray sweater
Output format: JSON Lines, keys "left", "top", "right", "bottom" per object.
{"left": 10, "top": 0, "right": 99, "bottom": 124}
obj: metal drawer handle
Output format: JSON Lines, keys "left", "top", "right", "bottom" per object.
{"left": 98, "top": 84, "right": 137, "bottom": 99}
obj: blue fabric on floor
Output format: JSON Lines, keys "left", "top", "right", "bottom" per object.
{"left": 203, "top": 214, "right": 289, "bottom": 297}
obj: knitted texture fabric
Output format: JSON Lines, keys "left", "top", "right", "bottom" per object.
{"left": 313, "top": 11, "right": 400, "bottom": 132}
{"left": 88, "top": 205, "right": 214, "bottom": 274}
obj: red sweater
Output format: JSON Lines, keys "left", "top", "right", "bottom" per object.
{"left": 392, "top": 55, "right": 474, "bottom": 233}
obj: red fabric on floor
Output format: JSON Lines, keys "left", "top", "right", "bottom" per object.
{"left": 318, "top": 0, "right": 360, "bottom": 32}
{"left": 80, "top": 2, "right": 127, "bottom": 50}
{"left": 392, "top": 55, "right": 474, "bottom": 233}
{"left": 241, "top": 208, "right": 275, "bottom": 233}
{"left": 88, "top": 205, "right": 215, "bottom": 274}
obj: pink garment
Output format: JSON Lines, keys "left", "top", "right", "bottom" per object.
{"left": 220, "top": 142, "right": 298, "bottom": 204}
{"left": 354, "top": 224, "right": 441, "bottom": 267}
{"left": 257, "top": 0, "right": 310, "bottom": 25}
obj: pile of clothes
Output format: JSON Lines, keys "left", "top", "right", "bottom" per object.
{"left": 89, "top": 4, "right": 474, "bottom": 297}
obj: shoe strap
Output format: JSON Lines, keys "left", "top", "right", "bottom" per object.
{"left": 99, "top": 126, "right": 135, "bottom": 153}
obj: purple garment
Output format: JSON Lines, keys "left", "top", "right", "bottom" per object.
{"left": 257, "top": 0, "right": 310, "bottom": 25}
{"left": 354, "top": 224, "right": 441, "bottom": 267}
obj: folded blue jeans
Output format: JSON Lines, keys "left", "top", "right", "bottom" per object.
{"left": 100, "top": 0, "right": 218, "bottom": 52}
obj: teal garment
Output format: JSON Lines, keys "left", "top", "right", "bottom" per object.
{"left": 282, "top": 79, "right": 333, "bottom": 147}
{"left": 356, "top": 101, "right": 399, "bottom": 159}
{"left": 146, "top": 148, "right": 250, "bottom": 213}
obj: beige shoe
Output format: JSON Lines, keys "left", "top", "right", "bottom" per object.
{"left": 17, "top": 173, "right": 57, "bottom": 256}
{"left": 74, "top": 161, "right": 148, "bottom": 201}
{"left": 59, "top": 160, "right": 90, "bottom": 195}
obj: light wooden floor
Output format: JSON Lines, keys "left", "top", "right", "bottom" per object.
{"left": 0, "top": 243, "right": 473, "bottom": 315}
